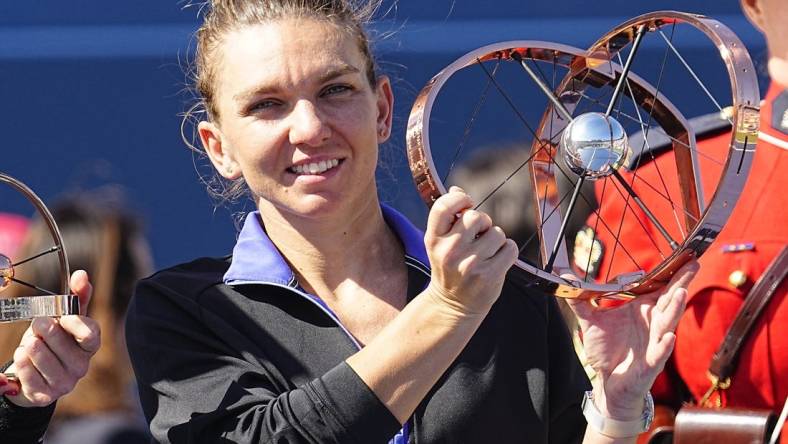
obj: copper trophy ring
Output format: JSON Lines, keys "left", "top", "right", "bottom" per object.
{"left": 406, "top": 11, "right": 759, "bottom": 301}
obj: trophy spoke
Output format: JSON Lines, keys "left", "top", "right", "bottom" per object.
{"left": 604, "top": 23, "right": 675, "bottom": 281}
{"left": 608, "top": 177, "right": 669, "bottom": 260}
{"left": 474, "top": 106, "right": 571, "bottom": 212}
{"left": 628, "top": 174, "right": 700, "bottom": 224}
{"left": 10, "top": 277, "right": 58, "bottom": 296}
{"left": 619, "top": 54, "right": 688, "bottom": 240}
{"left": 650, "top": 25, "right": 707, "bottom": 227}
{"left": 612, "top": 170, "right": 680, "bottom": 249}
{"left": 549, "top": 153, "right": 646, "bottom": 272}
{"left": 472, "top": 57, "right": 572, "bottom": 211}
{"left": 605, "top": 25, "right": 647, "bottom": 117}
{"left": 513, "top": 52, "right": 574, "bottom": 122}
{"left": 587, "top": 207, "right": 645, "bottom": 273}
{"left": 443, "top": 57, "right": 502, "bottom": 183}
{"left": 658, "top": 29, "right": 731, "bottom": 123}
{"left": 476, "top": 58, "right": 541, "bottom": 139}
{"left": 572, "top": 80, "right": 617, "bottom": 123}
{"left": 545, "top": 175, "right": 585, "bottom": 273}
{"left": 12, "top": 245, "right": 61, "bottom": 267}
{"left": 473, "top": 143, "right": 548, "bottom": 210}
{"left": 520, "top": 180, "right": 573, "bottom": 254}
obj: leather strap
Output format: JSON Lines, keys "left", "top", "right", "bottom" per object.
{"left": 708, "top": 246, "right": 788, "bottom": 383}
{"left": 673, "top": 407, "right": 776, "bottom": 444}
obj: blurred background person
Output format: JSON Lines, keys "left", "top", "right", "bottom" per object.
{"left": 0, "top": 189, "right": 153, "bottom": 443}
{"left": 578, "top": 0, "right": 787, "bottom": 441}
{"left": 0, "top": 212, "right": 30, "bottom": 259}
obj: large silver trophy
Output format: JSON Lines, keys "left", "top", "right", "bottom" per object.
{"left": 0, "top": 173, "right": 79, "bottom": 323}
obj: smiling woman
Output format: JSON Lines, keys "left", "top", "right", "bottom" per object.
{"left": 196, "top": 17, "right": 392, "bottom": 222}
{"left": 124, "top": 1, "right": 697, "bottom": 443}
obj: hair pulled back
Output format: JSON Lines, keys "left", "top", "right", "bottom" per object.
{"left": 184, "top": 0, "right": 383, "bottom": 205}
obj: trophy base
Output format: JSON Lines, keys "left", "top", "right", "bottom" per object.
{"left": 0, "top": 295, "right": 80, "bottom": 323}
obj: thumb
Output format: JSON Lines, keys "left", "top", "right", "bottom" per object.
{"left": 69, "top": 270, "right": 92, "bottom": 316}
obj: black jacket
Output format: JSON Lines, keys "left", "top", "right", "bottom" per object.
{"left": 126, "top": 256, "right": 589, "bottom": 443}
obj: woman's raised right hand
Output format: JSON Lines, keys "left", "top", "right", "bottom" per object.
{"left": 423, "top": 186, "right": 519, "bottom": 316}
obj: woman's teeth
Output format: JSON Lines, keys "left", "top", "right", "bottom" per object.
{"left": 290, "top": 159, "right": 339, "bottom": 175}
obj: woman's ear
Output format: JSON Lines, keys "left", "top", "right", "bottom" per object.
{"left": 375, "top": 75, "right": 394, "bottom": 143}
{"left": 740, "top": 0, "right": 766, "bottom": 33}
{"left": 198, "top": 121, "right": 242, "bottom": 180}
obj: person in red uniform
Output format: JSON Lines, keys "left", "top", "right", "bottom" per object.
{"left": 575, "top": 0, "right": 788, "bottom": 440}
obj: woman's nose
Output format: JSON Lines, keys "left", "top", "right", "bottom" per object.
{"left": 288, "top": 100, "right": 331, "bottom": 147}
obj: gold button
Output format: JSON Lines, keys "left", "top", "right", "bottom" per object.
{"left": 728, "top": 270, "right": 748, "bottom": 288}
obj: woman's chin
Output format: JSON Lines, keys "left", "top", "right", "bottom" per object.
{"left": 270, "top": 193, "right": 346, "bottom": 220}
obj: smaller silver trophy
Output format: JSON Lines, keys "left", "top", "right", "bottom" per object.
{"left": 0, "top": 173, "right": 79, "bottom": 330}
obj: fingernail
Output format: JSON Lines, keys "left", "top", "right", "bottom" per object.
{"left": 0, "top": 381, "right": 6, "bottom": 387}
{"left": 4, "top": 390, "right": 18, "bottom": 397}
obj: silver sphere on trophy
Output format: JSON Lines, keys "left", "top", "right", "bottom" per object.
{"left": 561, "top": 112, "right": 630, "bottom": 179}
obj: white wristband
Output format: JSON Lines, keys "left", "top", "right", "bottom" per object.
{"left": 582, "top": 390, "right": 654, "bottom": 438}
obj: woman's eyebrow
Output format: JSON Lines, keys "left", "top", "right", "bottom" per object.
{"left": 317, "top": 64, "right": 360, "bottom": 83}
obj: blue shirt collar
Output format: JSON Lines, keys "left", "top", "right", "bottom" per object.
{"left": 224, "top": 203, "right": 429, "bottom": 285}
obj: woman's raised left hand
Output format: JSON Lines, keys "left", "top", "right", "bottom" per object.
{"left": 567, "top": 261, "right": 699, "bottom": 420}
{"left": 1, "top": 270, "right": 101, "bottom": 407}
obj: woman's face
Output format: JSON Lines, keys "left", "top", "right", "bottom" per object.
{"left": 200, "top": 18, "right": 393, "bottom": 220}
